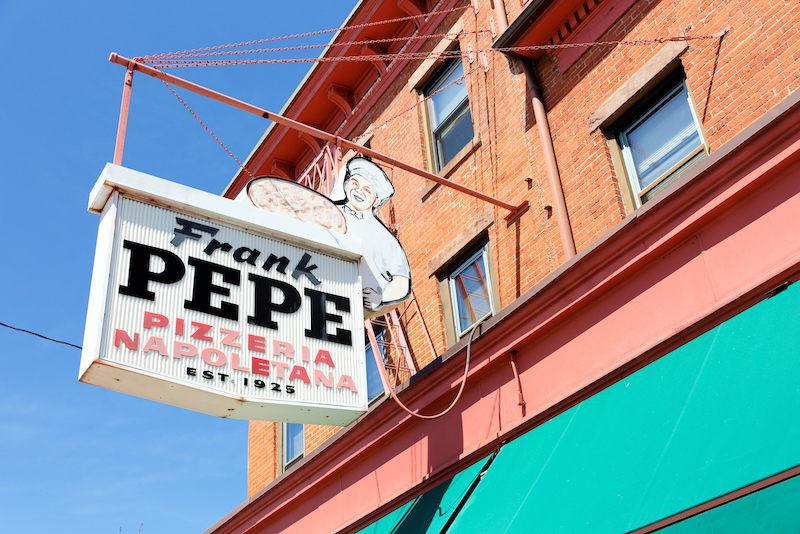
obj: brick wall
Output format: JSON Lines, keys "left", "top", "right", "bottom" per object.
{"left": 247, "top": 0, "right": 800, "bottom": 496}
{"left": 247, "top": 421, "right": 276, "bottom": 497}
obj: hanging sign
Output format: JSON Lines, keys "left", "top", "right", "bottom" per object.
{"left": 79, "top": 164, "right": 366, "bottom": 425}
{"left": 240, "top": 157, "right": 412, "bottom": 318}
{"left": 329, "top": 157, "right": 412, "bottom": 316}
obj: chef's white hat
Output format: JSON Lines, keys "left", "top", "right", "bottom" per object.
{"left": 345, "top": 157, "right": 395, "bottom": 209}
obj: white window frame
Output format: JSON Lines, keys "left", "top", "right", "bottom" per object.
{"left": 618, "top": 80, "right": 709, "bottom": 207}
{"left": 448, "top": 246, "right": 495, "bottom": 339}
{"left": 422, "top": 57, "right": 474, "bottom": 173}
{"left": 282, "top": 422, "right": 304, "bottom": 469}
{"left": 365, "top": 326, "right": 386, "bottom": 404}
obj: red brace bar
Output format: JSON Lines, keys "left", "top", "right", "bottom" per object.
{"left": 109, "top": 53, "right": 529, "bottom": 221}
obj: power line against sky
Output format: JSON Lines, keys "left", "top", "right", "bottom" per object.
{"left": 0, "top": 2, "right": 354, "bottom": 533}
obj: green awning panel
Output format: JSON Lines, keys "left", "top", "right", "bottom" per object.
{"left": 356, "top": 455, "right": 491, "bottom": 534}
{"left": 447, "top": 282, "right": 800, "bottom": 534}
{"left": 659, "top": 474, "right": 800, "bottom": 533}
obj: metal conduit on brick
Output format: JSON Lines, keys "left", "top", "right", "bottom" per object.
{"left": 519, "top": 57, "right": 577, "bottom": 260}
{"left": 491, "top": 0, "right": 576, "bottom": 260}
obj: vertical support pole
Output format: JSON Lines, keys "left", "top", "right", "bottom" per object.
{"left": 520, "top": 58, "right": 577, "bottom": 260}
{"left": 334, "top": 138, "right": 343, "bottom": 183}
{"left": 323, "top": 146, "right": 332, "bottom": 196}
{"left": 411, "top": 293, "right": 437, "bottom": 359}
{"left": 113, "top": 63, "right": 135, "bottom": 166}
{"left": 389, "top": 309, "right": 417, "bottom": 376}
{"left": 508, "top": 351, "right": 525, "bottom": 408}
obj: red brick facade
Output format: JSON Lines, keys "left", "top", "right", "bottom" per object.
{"left": 238, "top": 0, "right": 800, "bottom": 497}
{"left": 247, "top": 421, "right": 276, "bottom": 497}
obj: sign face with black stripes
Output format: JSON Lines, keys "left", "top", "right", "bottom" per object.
{"left": 79, "top": 164, "right": 367, "bottom": 425}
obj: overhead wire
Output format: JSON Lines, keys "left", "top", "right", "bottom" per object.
{"left": 161, "top": 81, "right": 256, "bottom": 181}
{"left": 1, "top": 321, "right": 82, "bottom": 350}
{"left": 144, "top": 49, "right": 466, "bottom": 68}
{"left": 146, "top": 7, "right": 727, "bottom": 186}
{"left": 139, "top": 2, "right": 725, "bottom": 163}
{"left": 137, "top": 30, "right": 490, "bottom": 63}
{"left": 139, "top": 33, "right": 726, "bottom": 69}
{"left": 137, "top": 5, "right": 471, "bottom": 61}
{"left": 353, "top": 65, "right": 479, "bottom": 143}
{"left": 156, "top": 25, "right": 725, "bottom": 189}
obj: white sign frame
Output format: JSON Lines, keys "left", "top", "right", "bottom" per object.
{"left": 80, "top": 164, "right": 367, "bottom": 425}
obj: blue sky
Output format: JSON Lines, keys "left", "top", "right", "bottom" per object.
{"left": 0, "top": 2, "right": 353, "bottom": 533}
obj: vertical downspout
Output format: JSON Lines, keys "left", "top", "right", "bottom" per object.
{"left": 493, "top": 0, "right": 576, "bottom": 260}
{"left": 519, "top": 58, "right": 577, "bottom": 259}
{"left": 492, "top": 0, "right": 509, "bottom": 31}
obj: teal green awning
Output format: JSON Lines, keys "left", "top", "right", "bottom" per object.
{"left": 446, "top": 282, "right": 800, "bottom": 533}
{"left": 356, "top": 455, "right": 492, "bottom": 534}
{"left": 659, "top": 473, "right": 800, "bottom": 533}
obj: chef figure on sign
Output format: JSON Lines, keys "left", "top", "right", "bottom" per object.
{"left": 333, "top": 157, "right": 411, "bottom": 317}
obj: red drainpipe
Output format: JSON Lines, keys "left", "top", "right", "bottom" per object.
{"left": 520, "top": 57, "right": 577, "bottom": 260}
{"left": 493, "top": 0, "right": 509, "bottom": 31}
{"left": 492, "top": 0, "right": 576, "bottom": 259}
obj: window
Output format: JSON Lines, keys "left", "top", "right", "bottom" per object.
{"left": 448, "top": 246, "right": 494, "bottom": 338}
{"left": 432, "top": 226, "right": 498, "bottom": 347}
{"left": 617, "top": 80, "right": 708, "bottom": 207}
{"left": 423, "top": 57, "right": 474, "bottom": 172}
{"left": 283, "top": 423, "right": 304, "bottom": 468}
{"left": 365, "top": 327, "right": 386, "bottom": 403}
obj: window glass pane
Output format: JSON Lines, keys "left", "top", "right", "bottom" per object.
{"left": 452, "top": 254, "right": 492, "bottom": 334}
{"left": 437, "top": 104, "right": 473, "bottom": 167}
{"left": 365, "top": 329, "right": 385, "bottom": 402}
{"left": 640, "top": 149, "right": 707, "bottom": 204}
{"left": 626, "top": 87, "right": 702, "bottom": 190}
{"left": 284, "top": 423, "right": 303, "bottom": 465}
{"left": 428, "top": 61, "right": 467, "bottom": 127}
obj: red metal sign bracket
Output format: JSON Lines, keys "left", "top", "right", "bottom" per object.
{"left": 109, "top": 53, "right": 528, "bottom": 218}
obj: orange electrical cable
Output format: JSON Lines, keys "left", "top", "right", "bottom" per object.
{"left": 494, "top": 31, "right": 728, "bottom": 54}
{"left": 373, "top": 316, "right": 488, "bottom": 420}
{"left": 153, "top": 29, "right": 727, "bottom": 198}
